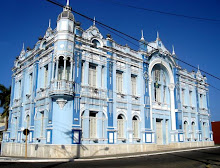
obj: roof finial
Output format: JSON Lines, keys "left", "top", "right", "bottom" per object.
{"left": 66, "top": 0, "right": 70, "bottom": 6}
{"left": 93, "top": 16, "right": 96, "bottom": 26}
{"left": 198, "top": 64, "right": 200, "bottom": 70}
{"left": 141, "top": 30, "right": 145, "bottom": 41}
{"left": 49, "top": 19, "right": 51, "bottom": 28}
{"left": 157, "top": 31, "right": 160, "bottom": 41}
{"left": 172, "top": 45, "right": 175, "bottom": 55}
{"left": 22, "top": 43, "right": 25, "bottom": 50}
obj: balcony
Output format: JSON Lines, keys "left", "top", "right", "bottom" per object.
{"left": 49, "top": 80, "right": 74, "bottom": 96}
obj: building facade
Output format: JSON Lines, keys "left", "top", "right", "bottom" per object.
{"left": 3, "top": 1, "right": 213, "bottom": 148}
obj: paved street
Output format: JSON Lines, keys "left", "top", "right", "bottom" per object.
{"left": 0, "top": 147, "right": 219, "bottom": 168}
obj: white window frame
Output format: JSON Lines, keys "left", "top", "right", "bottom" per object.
{"left": 89, "top": 111, "right": 97, "bottom": 139}
{"left": 182, "top": 89, "right": 185, "bottom": 105}
{"left": 116, "top": 71, "right": 123, "bottom": 93}
{"left": 131, "top": 75, "right": 137, "bottom": 95}
{"left": 117, "top": 115, "right": 124, "bottom": 139}
{"left": 89, "top": 65, "right": 97, "bottom": 87}
{"left": 132, "top": 117, "right": 139, "bottom": 138}
{"left": 29, "top": 73, "right": 33, "bottom": 94}
{"left": 44, "top": 65, "right": 48, "bottom": 88}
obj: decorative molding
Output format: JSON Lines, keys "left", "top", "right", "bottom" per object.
{"left": 56, "top": 98, "right": 67, "bottom": 110}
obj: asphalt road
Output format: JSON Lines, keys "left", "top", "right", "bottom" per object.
{"left": 0, "top": 147, "right": 220, "bottom": 168}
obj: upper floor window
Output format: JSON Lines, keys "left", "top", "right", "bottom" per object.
{"left": 89, "top": 64, "right": 97, "bottom": 87}
{"left": 116, "top": 71, "right": 123, "bottom": 93}
{"left": 18, "top": 80, "right": 22, "bottom": 97}
{"left": 44, "top": 65, "right": 48, "bottom": 88}
{"left": 154, "top": 70, "right": 160, "bottom": 82}
{"left": 29, "top": 73, "right": 33, "bottom": 94}
{"left": 200, "top": 94, "right": 203, "bottom": 108}
{"left": 189, "top": 91, "right": 192, "bottom": 106}
{"left": 92, "top": 39, "right": 101, "bottom": 48}
{"left": 182, "top": 89, "right": 185, "bottom": 105}
{"left": 131, "top": 75, "right": 137, "bottom": 95}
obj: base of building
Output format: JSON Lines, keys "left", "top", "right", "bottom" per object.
{"left": 1, "top": 141, "right": 214, "bottom": 158}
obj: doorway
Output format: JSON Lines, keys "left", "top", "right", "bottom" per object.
{"left": 156, "top": 119, "right": 163, "bottom": 145}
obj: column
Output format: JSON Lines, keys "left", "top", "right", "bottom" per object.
{"left": 84, "top": 61, "right": 89, "bottom": 85}
{"left": 148, "top": 79, "right": 153, "bottom": 130}
{"left": 63, "top": 58, "right": 66, "bottom": 80}
{"left": 51, "top": 60, "right": 55, "bottom": 80}
{"left": 55, "top": 58, "right": 59, "bottom": 80}
{"left": 97, "top": 65, "right": 102, "bottom": 88}
{"left": 169, "top": 83, "right": 176, "bottom": 130}
{"left": 70, "top": 59, "right": 73, "bottom": 81}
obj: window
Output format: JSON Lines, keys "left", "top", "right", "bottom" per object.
{"left": 189, "top": 91, "right": 192, "bottom": 106}
{"left": 40, "top": 112, "right": 44, "bottom": 138}
{"left": 163, "top": 86, "right": 166, "bottom": 103}
{"left": 154, "top": 82, "right": 160, "bottom": 102}
{"left": 117, "top": 114, "right": 124, "bottom": 138}
{"left": 92, "top": 39, "right": 101, "bottom": 48}
{"left": 89, "top": 111, "right": 97, "bottom": 138}
{"left": 132, "top": 116, "right": 139, "bottom": 138}
{"left": 19, "top": 80, "right": 22, "bottom": 97}
{"left": 191, "top": 122, "right": 195, "bottom": 139}
{"left": 44, "top": 65, "right": 48, "bottom": 88}
{"left": 203, "top": 122, "right": 207, "bottom": 139}
{"left": 116, "top": 71, "right": 123, "bottom": 93}
{"left": 58, "top": 56, "right": 64, "bottom": 80}
{"left": 101, "top": 66, "right": 104, "bottom": 88}
{"left": 182, "top": 89, "right": 185, "bottom": 105}
{"left": 29, "top": 73, "right": 33, "bottom": 94}
{"left": 131, "top": 75, "right": 137, "bottom": 95}
{"left": 89, "top": 64, "right": 97, "bottom": 87}
{"left": 66, "top": 57, "right": 71, "bottom": 80}
{"left": 184, "top": 121, "right": 188, "bottom": 140}
{"left": 81, "top": 62, "right": 84, "bottom": 84}
{"left": 200, "top": 94, "right": 203, "bottom": 108}
{"left": 154, "top": 70, "right": 160, "bottom": 82}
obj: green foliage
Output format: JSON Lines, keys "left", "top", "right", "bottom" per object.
{"left": 0, "top": 84, "right": 11, "bottom": 130}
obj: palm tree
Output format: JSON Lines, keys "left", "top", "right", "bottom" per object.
{"left": 0, "top": 84, "right": 11, "bottom": 131}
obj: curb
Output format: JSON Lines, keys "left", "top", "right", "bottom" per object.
{"left": 0, "top": 146, "right": 219, "bottom": 163}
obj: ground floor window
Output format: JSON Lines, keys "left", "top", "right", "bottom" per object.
{"left": 117, "top": 114, "right": 125, "bottom": 138}
{"left": 132, "top": 116, "right": 139, "bottom": 138}
{"left": 184, "top": 121, "right": 188, "bottom": 140}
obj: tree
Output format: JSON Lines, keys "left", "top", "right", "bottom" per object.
{"left": 0, "top": 84, "right": 11, "bottom": 131}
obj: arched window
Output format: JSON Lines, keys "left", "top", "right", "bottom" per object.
{"left": 58, "top": 56, "right": 64, "bottom": 80}
{"left": 191, "top": 122, "right": 195, "bottom": 140}
{"left": 152, "top": 65, "right": 169, "bottom": 104}
{"left": 117, "top": 114, "right": 125, "bottom": 138}
{"left": 203, "top": 122, "right": 207, "bottom": 140}
{"left": 66, "top": 57, "right": 71, "bottom": 80}
{"left": 184, "top": 121, "right": 188, "bottom": 140}
{"left": 92, "top": 39, "right": 101, "bottom": 48}
{"left": 132, "top": 116, "right": 139, "bottom": 138}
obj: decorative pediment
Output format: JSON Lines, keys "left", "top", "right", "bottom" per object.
{"left": 82, "top": 25, "right": 103, "bottom": 40}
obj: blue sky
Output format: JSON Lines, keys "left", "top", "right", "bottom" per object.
{"left": 0, "top": 0, "right": 220, "bottom": 121}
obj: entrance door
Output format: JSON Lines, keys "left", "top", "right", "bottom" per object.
{"left": 156, "top": 119, "right": 163, "bottom": 145}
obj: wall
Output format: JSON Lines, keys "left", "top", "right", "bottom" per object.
{"left": 1, "top": 141, "right": 214, "bottom": 158}
{"left": 211, "top": 121, "right": 220, "bottom": 144}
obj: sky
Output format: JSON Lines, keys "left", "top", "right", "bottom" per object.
{"left": 0, "top": 0, "right": 220, "bottom": 121}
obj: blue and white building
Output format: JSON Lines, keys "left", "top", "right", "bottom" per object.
{"left": 2, "top": 0, "right": 213, "bottom": 157}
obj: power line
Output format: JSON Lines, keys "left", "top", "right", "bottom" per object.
{"left": 46, "top": 0, "right": 220, "bottom": 90}
{"left": 100, "top": 0, "right": 220, "bottom": 23}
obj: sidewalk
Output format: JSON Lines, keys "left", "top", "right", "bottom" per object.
{"left": 0, "top": 146, "right": 219, "bottom": 163}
